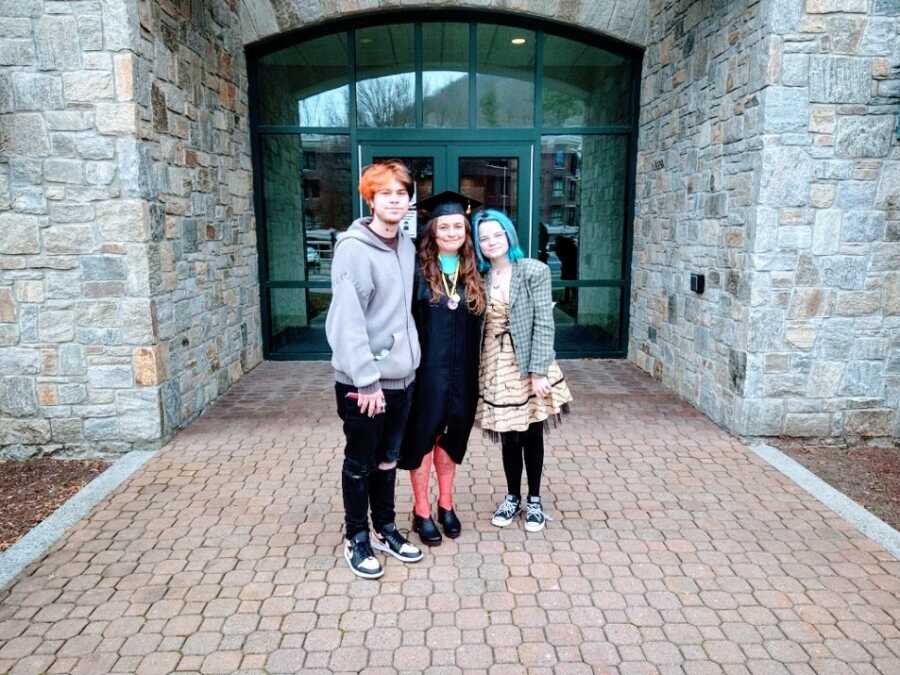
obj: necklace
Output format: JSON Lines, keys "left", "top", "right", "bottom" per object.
{"left": 491, "top": 266, "right": 510, "bottom": 289}
{"left": 441, "top": 269, "right": 460, "bottom": 310}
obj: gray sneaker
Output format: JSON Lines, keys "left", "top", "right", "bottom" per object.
{"left": 524, "top": 496, "right": 546, "bottom": 532}
{"left": 491, "top": 495, "right": 521, "bottom": 527}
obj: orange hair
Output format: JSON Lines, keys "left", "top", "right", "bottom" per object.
{"left": 358, "top": 160, "right": 414, "bottom": 203}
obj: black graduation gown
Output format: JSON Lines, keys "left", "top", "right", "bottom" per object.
{"left": 399, "top": 268, "right": 483, "bottom": 470}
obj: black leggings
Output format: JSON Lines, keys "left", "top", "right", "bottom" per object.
{"left": 500, "top": 422, "right": 544, "bottom": 499}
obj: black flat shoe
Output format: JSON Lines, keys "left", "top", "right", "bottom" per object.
{"left": 437, "top": 506, "right": 461, "bottom": 539}
{"left": 411, "top": 513, "right": 442, "bottom": 546}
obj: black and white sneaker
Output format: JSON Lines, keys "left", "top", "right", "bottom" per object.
{"left": 491, "top": 494, "right": 521, "bottom": 528}
{"left": 372, "top": 523, "right": 424, "bottom": 563}
{"left": 524, "top": 496, "right": 546, "bottom": 532}
{"left": 344, "top": 531, "right": 384, "bottom": 579}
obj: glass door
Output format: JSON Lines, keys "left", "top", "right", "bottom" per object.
{"left": 448, "top": 144, "right": 533, "bottom": 254}
{"left": 360, "top": 144, "right": 447, "bottom": 240}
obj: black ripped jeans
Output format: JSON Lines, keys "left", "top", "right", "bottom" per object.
{"left": 336, "top": 382, "right": 415, "bottom": 540}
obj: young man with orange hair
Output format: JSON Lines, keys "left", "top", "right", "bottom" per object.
{"left": 325, "top": 160, "right": 424, "bottom": 579}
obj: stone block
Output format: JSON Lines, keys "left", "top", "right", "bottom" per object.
{"left": 839, "top": 361, "right": 885, "bottom": 397}
{"left": 45, "top": 111, "right": 93, "bottom": 131}
{"left": 885, "top": 273, "right": 900, "bottom": 315}
{"left": 117, "top": 389, "right": 162, "bottom": 441}
{"left": 134, "top": 345, "right": 168, "bottom": 386}
{"left": 0, "top": 39, "right": 35, "bottom": 66}
{"left": 76, "top": 13, "right": 103, "bottom": 50}
{"left": 12, "top": 73, "right": 63, "bottom": 111}
{"left": 789, "top": 288, "right": 831, "bottom": 319}
{"left": 101, "top": 0, "right": 138, "bottom": 51}
{"left": 0, "top": 288, "right": 14, "bottom": 322}
{"left": 0, "top": 348, "right": 40, "bottom": 375}
{"left": 1, "top": 113, "right": 50, "bottom": 156}
{"left": 0, "top": 213, "right": 41, "bottom": 254}
{"left": 96, "top": 199, "right": 149, "bottom": 242}
{"left": 835, "top": 291, "right": 881, "bottom": 316}
{"left": 120, "top": 299, "right": 155, "bottom": 344}
{"left": 94, "top": 102, "right": 137, "bottom": 134}
{"left": 58, "top": 383, "right": 86, "bottom": 405}
{"left": 50, "top": 417, "right": 83, "bottom": 442}
{"left": 85, "top": 161, "right": 116, "bottom": 185}
{"left": 819, "top": 255, "right": 868, "bottom": 290}
{"left": 39, "top": 309, "right": 74, "bottom": 342}
{"left": 835, "top": 116, "right": 894, "bottom": 159}
{"left": 842, "top": 211, "right": 885, "bottom": 242}
{"left": 809, "top": 56, "right": 870, "bottom": 103}
{"left": 0, "top": 18, "right": 32, "bottom": 38}
{"left": 844, "top": 409, "right": 894, "bottom": 436}
{"left": 763, "top": 87, "right": 809, "bottom": 133}
{"left": 873, "top": 0, "right": 900, "bottom": 14}
{"left": 0, "top": 418, "right": 51, "bottom": 445}
{"left": 84, "top": 416, "right": 118, "bottom": 441}
{"left": 807, "top": 361, "right": 844, "bottom": 398}
{"left": 63, "top": 70, "right": 114, "bottom": 102}
{"left": 43, "top": 224, "right": 93, "bottom": 255}
{"left": 784, "top": 413, "right": 831, "bottom": 436}
{"left": 114, "top": 52, "right": 133, "bottom": 101}
{"left": 87, "top": 365, "right": 133, "bottom": 389}
{"left": 49, "top": 202, "right": 94, "bottom": 224}
{"left": 81, "top": 255, "right": 126, "bottom": 281}
{"left": 781, "top": 53, "right": 808, "bottom": 87}
{"left": 875, "top": 161, "right": 900, "bottom": 213}
{"left": 44, "top": 158, "right": 83, "bottom": 184}
{"left": 785, "top": 322, "right": 817, "bottom": 350}
{"left": 0, "top": 376, "right": 38, "bottom": 417}
{"left": 834, "top": 180, "right": 876, "bottom": 210}
{"left": 58, "top": 344, "right": 85, "bottom": 376}
{"left": 872, "top": 244, "right": 900, "bottom": 273}
{"left": 15, "top": 280, "right": 43, "bottom": 303}
{"left": 35, "top": 15, "right": 81, "bottom": 70}
{"left": 806, "top": 0, "right": 868, "bottom": 12}
{"left": 759, "top": 145, "right": 811, "bottom": 207}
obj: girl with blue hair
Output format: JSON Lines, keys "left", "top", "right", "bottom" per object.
{"left": 471, "top": 209, "right": 573, "bottom": 532}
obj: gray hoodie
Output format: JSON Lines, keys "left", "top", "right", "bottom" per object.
{"left": 325, "top": 218, "right": 421, "bottom": 394}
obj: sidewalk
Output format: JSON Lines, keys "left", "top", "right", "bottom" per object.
{"left": 0, "top": 360, "right": 898, "bottom": 674}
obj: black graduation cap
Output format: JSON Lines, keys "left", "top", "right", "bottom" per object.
{"left": 415, "top": 190, "right": 483, "bottom": 219}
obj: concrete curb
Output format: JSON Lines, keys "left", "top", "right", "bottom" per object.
{"left": 0, "top": 451, "right": 155, "bottom": 591}
{"left": 751, "top": 443, "right": 900, "bottom": 561}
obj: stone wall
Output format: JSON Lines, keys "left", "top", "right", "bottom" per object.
{"left": 1, "top": 0, "right": 158, "bottom": 456}
{"left": 631, "top": 0, "right": 900, "bottom": 439}
{"left": 135, "top": 0, "right": 261, "bottom": 436}
{"left": 739, "top": 0, "right": 900, "bottom": 438}
{"left": 630, "top": 0, "right": 770, "bottom": 432}
{"left": 0, "top": 0, "right": 262, "bottom": 456}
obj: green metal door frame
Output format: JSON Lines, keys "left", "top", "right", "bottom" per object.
{"left": 359, "top": 142, "right": 449, "bottom": 219}
{"left": 447, "top": 143, "right": 533, "bottom": 254}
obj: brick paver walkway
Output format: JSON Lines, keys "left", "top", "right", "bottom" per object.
{"left": 1, "top": 361, "right": 898, "bottom": 674}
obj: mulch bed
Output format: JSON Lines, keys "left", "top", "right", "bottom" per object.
{"left": 776, "top": 439, "right": 900, "bottom": 532}
{"left": 0, "top": 458, "right": 111, "bottom": 553}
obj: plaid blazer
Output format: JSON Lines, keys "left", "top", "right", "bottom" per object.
{"left": 484, "top": 258, "right": 556, "bottom": 377}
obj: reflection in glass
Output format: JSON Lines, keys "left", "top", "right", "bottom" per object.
{"left": 553, "top": 287, "right": 622, "bottom": 352}
{"left": 477, "top": 25, "right": 535, "bottom": 127}
{"left": 543, "top": 34, "right": 632, "bottom": 127}
{"left": 371, "top": 156, "right": 435, "bottom": 239}
{"left": 259, "top": 34, "right": 350, "bottom": 126}
{"left": 270, "top": 288, "right": 332, "bottom": 355}
{"left": 458, "top": 157, "right": 518, "bottom": 226}
{"left": 540, "top": 135, "right": 626, "bottom": 344}
{"left": 357, "top": 25, "right": 415, "bottom": 127}
{"left": 262, "top": 135, "right": 351, "bottom": 288}
{"left": 423, "top": 23, "right": 469, "bottom": 128}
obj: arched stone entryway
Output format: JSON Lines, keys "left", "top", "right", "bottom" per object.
{"left": 237, "top": 0, "right": 650, "bottom": 47}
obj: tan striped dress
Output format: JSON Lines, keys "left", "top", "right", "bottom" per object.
{"left": 476, "top": 300, "right": 573, "bottom": 434}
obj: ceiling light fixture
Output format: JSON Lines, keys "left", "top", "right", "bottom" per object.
{"left": 511, "top": 37, "right": 526, "bottom": 45}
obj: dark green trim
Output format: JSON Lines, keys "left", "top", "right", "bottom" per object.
{"left": 247, "top": 11, "right": 643, "bottom": 361}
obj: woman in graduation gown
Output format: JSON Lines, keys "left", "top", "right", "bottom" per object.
{"left": 399, "top": 191, "right": 486, "bottom": 546}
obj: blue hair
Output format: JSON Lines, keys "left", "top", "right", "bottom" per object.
{"left": 471, "top": 209, "right": 525, "bottom": 272}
